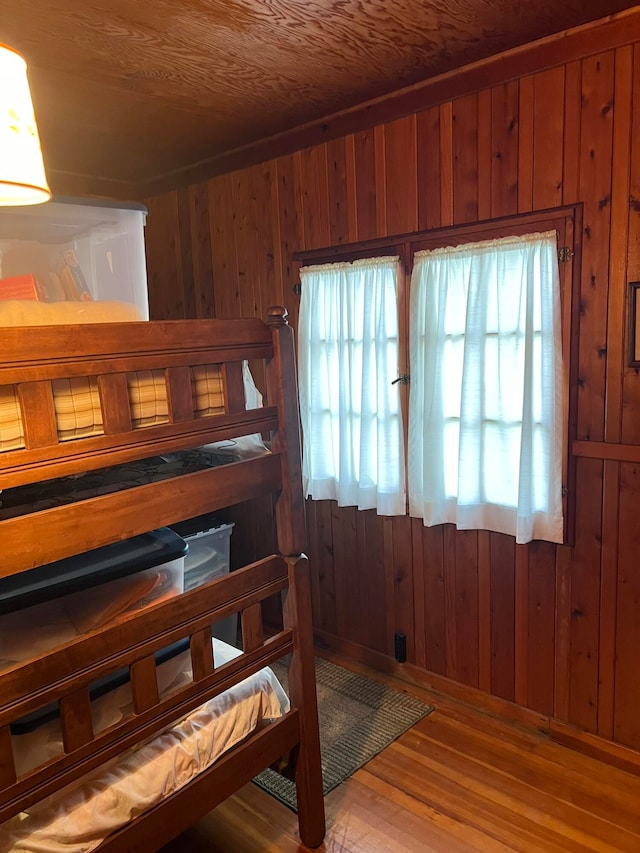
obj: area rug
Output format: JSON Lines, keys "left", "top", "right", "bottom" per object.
{"left": 254, "top": 656, "right": 433, "bottom": 811}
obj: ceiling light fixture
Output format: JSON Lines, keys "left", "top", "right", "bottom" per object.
{"left": 0, "top": 43, "right": 50, "bottom": 206}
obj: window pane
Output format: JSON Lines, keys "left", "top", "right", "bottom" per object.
{"left": 298, "top": 257, "right": 406, "bottom": 515}
{"left": 409, "top": 231, "right": 564, "bottom": 544}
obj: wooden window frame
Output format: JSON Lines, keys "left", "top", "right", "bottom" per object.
{"left": 294, "top": 204, "right": 582, "bottom": 544}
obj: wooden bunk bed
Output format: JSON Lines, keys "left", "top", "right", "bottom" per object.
{"left": 0, "top": 305, "right": 325, "bottom": 851}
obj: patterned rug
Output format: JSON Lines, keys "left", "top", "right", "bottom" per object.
{"left": 254, "top": 656, "right": 433, "bottom": 811}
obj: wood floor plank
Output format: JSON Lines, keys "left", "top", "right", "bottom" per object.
{"left": 412, "top": 714, "right": 640, "bottom": 835}
{"left": 344, "top": 773, "right": 513, "bottom": 853}
{"left": 369, "top": 747, "right": 592, "bottom": 852}
{"left": 160, "top": 657, "right": 640, "bottom": 853}
{"left": 396, "top": 726, "right": 640, "bottom": 851}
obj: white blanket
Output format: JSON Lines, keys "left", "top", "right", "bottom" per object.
{"left": 0, "top": 640, "right": 288, "bottom": 853}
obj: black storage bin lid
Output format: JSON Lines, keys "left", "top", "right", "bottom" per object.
{"left": 169, "top": 512, "right": 227, "bottom": 539}
{"left": 0, "top": 527, "right": 187, "bottom": 616}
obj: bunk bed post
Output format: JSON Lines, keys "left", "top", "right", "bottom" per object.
{"left": 283, "top": 553, "right": 326, "bottom": 848}
{"left": 266, "top": 306, "right": 325, "bottom": 846}
{"left": 265, "top": 305, "right": 306, "bottom": 556}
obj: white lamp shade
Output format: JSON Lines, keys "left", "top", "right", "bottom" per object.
{"left": 0, "top": 43, "right": 50, "bottom": 205}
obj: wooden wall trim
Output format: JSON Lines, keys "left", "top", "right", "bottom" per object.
{"left": 549, "top": 719, "right": 640, "bottom": 777}
{"left": 573, "top": 440, "right": 640, "bottom": 462}
{"left": 138, "top": 8, "right": 640, "bottom": 198}
{"left": 319, "top": 628, "right": 640, "bottom": 778}
{"left": 48, "top": 169, "right": 138, "bottom": 202}
{"left": 314, "top": 629, "right": 549, "bottom": 733}
{"left": 291, "top": 204, "right": 581, "bottom": 263}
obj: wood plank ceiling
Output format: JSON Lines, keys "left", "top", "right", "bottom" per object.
{"left": 3, "top": 0, "right": 639, "bottom": 196}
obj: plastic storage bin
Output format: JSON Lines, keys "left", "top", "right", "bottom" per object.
{"left": 0, "top": 526, "right": 186, "bottom": 616}
{"left": 170, "top": 514, "right": 236, "bottom": 646}
{"left": 0, "top": 196, "right": 148, "bottom": 318}
{"left": 0, "top": 527, "right": 188, "bottom": 734}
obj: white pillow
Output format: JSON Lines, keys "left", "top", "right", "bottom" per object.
{"left": 203, "top": 362, "right": 269, "bottom": 457}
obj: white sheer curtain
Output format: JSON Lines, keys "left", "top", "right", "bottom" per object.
{"left": 298, "top": 257, "right": 406, "bottom": 515}
{"left": 408, "top": 231, "right": 564, "bottom": 544}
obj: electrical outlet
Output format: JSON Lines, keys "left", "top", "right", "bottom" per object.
{"left": 394, "top": 631, "right": 407, "bottom": 663}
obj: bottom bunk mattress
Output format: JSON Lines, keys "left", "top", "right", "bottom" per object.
{"left": 0, "top": 639, "right": 289, "bottom": 853}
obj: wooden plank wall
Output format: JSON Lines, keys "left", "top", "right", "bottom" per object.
{"left": 143, "top": 25, "right": 640, "bottom": 752}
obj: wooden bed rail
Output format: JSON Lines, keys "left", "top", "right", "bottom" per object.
{"left": 0, "top": 555, "right": 293, "bottom": 824}
{"left": 0, "top": 307, "right": 307, "bottom": 574}
{"left": 0, "top": 317, "right": 275, "bottom": 488}
{"left": 0, "top": 453, "right": 283, "bottom": 578}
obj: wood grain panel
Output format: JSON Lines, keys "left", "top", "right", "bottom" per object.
{"left": 477, "top": 90, "right": 491, "bottom": 222}
{"left": 576, "top": 52, "right": 615, "bottom": 442}
{"left": 354, "top": 509, "right": 372, "bottom": 650}
{"left": 208, "top": 173, "right": 240, "bottom": 320}
{"left": 476, "top": 531, "right": 491, "bottom": 693}
{"left": 98, "top": 374, "right": 133, "bottom": 434}
{"left": 326, "top": 137, "right": 350, "bottom": 245}
{"left": 454, "top": 531, "right": 479, "bottom": 689}
{"left": 567, "top": 458, "right": 603, "bottom": 733}
{"left": 314, "top": 501, "right": 337, "bottom": 638}
{"left": 421, "top": 524, "right": 446, "bottom": 677}
{"left": 598, "top": 45, "right": 633, "bottom": 739}
{"left": 272, "top": 154, "right": 300, "bottom": 341}
{"left": 144, "top": 191, "right": 184, "bottom": 321}
{"left": 330, "top": 499, "right": 349, "bottom": 641}
{"left": 365, "top": 510, "right": 388, "bottom": 655}
{"left": 18, "top": 382, "right": 57, "bottom": 449}
{"left": 130, "top": 655, "right": 160, "bottom": 712}
{"left": 374, "top": 125, "right": 388, "bottom": 237}
{"left": 392, "top": 515, "right": 415, "bottom": 663}
{"left": 562, "top": 61, "right": 583, "bottom": 206}
{"left": 297, "top": 145, "right": 331, "bottom": 250}
{"left": 231, "top": 167, "right": 261, "bottom": 321}
{"left": 526, "top": 541, "right": 556, "bottom": 716}
{"left": 518, "top": 76, "right": 534, "bottom": 212}
{"left": 416, "top": 106, "right": 442, "bottom": 231}
{"left": 439, "top": 102, "right": 454, "bottom": 227}
{"left": 353, "top": 129, "right": 378, "bottom": 241}
{"left": 490, "top": 81, "right": 519, "bottom": 216}
{"left": 532, "top": 68, "right": 565, "bottom": 209}
{"left": 340, "top": 506, "right": 363, "bottom": 646}
{"left": 489, "top": 533, "right": 516, "bottom": 702}
{"left": 514, "top": 544, "right": 530, "bottom": 706}
{"left": 621, "top": 44, "right": 640, "bottom": 444}
{"left": 383, "top": 116, "right": 418, "bottom": 235}
{"left": 599, "top": 459, "right": 621, "bottom": 738}
{"left": 614, "top": 462, "right": 640, "bottom": 748}
{"left": 411, "top": 517, "right": 427, "bottom": 670}
{"left": 382, "top": 517, "right": 396, "bottom": 658}
{"left": 256, "top": 163, "right": 279, "bottom": 322}
{"left": 177, "top": 187, "right": 196, "bottom": 319}
{"left": 452, "top": 94, "right": 479, "bottom": 224}
{"left": 188, "top": 181, "right": 215, "bottom": 319}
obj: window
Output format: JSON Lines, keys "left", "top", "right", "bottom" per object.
{"left": 295, "top": 206, "right": 578, "bottom": 545}
{"left": 408, "top": 232, "right": 564, "bottom": 544}
{"left": 297, "top": 257, "right": 406, "bottom": 515}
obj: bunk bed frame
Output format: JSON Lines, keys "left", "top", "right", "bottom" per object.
{"left": 0, "top": 306, "right": 325, "bottom": 850}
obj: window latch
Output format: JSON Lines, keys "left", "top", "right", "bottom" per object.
{"left": 392, "top": 374, "right": 410, "bottom": 385}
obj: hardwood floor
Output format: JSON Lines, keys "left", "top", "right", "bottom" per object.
{"left": 160, "top": 663, "right": 640, "bottom": 852}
